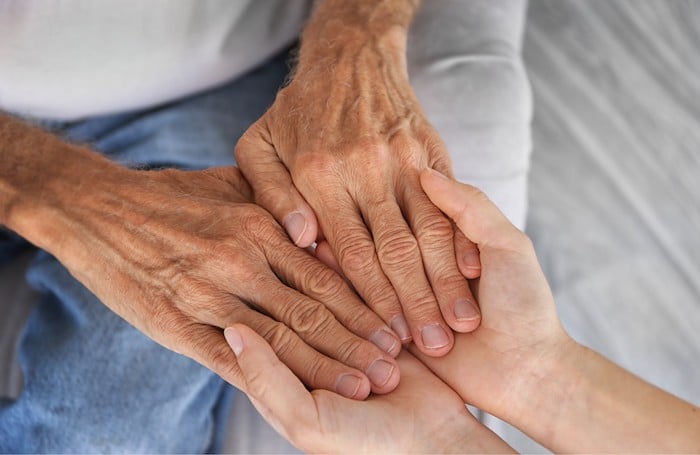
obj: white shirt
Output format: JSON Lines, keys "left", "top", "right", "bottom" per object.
{"left": 0, "top": 0, "right": 312, "bottom": 120}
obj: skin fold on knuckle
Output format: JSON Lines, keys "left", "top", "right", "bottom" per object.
{"left": 258, "top": 321, "right": 298, "bottom": 362}
{"left": 376, "top": 230, "right": 420, "bottom": 268}
{"left": 333, "top": 336, "right": 371, "bottom": 365}
{"left": 283, "top": 300, "right": 336, "bottom": 340}
{"left": 415, "top": 213, "right": 454, "bottom": 250}
{"left": 253, "top": 180, "right": 294, "bottom": 214}
{"left": 404, "top": 291, "right": 442, "bottom": 322}
{"left": 290, "top": 149, "right": 339, "bottom": 184}
{"left": 303, "top": 354, "right": 337, "bottom": 391}
{"left": 240, "top": 209, "right": 289, "bottom": 256}
{"left": 433, "top": 272, "right": 470, "bottom": 299}
{"left": 143, "top": 296, "right": 189, "bottom": 338}
{"left": 340, "top": 304, "right": 378, "bottom": 337}
{"left": 302, "top": 266, "right": 346, "bottom": 300}
{"left": 336, "top": 236, "right": 376, "bottom": 277}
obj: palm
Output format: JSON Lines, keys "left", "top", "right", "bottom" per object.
{"left": 243, "top": 347, "right": 511, "bottom": 453}
{"left": 413, "top": 244, "right": 567, "bottom": 413}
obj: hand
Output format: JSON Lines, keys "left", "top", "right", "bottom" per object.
{"left": 412, "top": 169, "right": 571, "bottom": 420}
{"left": 234, "top": 0, "right": 482, "bottom": 357}
{"left": 224, "top": 324, "right": 514, "bottom": 454}
{"left": 12, "top": 143, "right": 402, "bottom": 397}
{"left": 415, "top": 169, "right": 700, "bottom": 453}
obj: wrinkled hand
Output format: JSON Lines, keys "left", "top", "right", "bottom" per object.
{"left": 412, "top": 169, "right": 572, "bottom": 419}
{"left": 224, "top": 324, "right": 514, "bottom": 454}
{"left": 235, "top": 34, "right": 482, "bottom": 357}
{"left": 51, "top": 164, "right": 403, "bottom": 398}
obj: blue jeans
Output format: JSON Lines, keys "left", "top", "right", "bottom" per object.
{"left": 0, "top": 50, "right": 289, "bottom": 453}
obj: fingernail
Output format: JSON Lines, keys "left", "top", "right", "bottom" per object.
{"left": 369, "top": 329, "right": 399, "bottom": 355}
{"left": 283, "top": 212, "right": 307, "bottom": 246}
{"left": 427, "top": 168, "right": 449, "bottom": 180}
{"left": 454, "top": 299, "right": 480, "bottom": 321}
{"left": 366, "top": 359, "right": 395, "bottom": 388}
{"left": 335, "top": 374, "right": 362, "bottom": 398}
{"left": 420, "top": 324, "right": 449, "bottom": 349}
{"left": 224, "top": 327, "right": 243, "bottom": 356}
{"left": 390, "top": 315, "right": 412, "bottom": 343}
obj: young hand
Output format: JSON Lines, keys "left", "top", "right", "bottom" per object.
{"left": 224, "top": 324, "right": 514, "bottom": 454}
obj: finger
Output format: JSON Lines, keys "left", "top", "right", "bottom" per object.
{"left": 399, "top": 179, "right": 481, "bottom": 333}
{"left": 244, "top": 311, "right": 373, "bottom": 399}
{"left": 265, "top": 238, "right": 401, "bottom": 358}
{"left": 419, "top": 168, "right": 526, "bottom": 251}
{"left": 423, "top": 136, "right": 482, "bottom": 278}
{"left": 454, "top": 227, "right": 482, "bottom": 279}
{"left": 238, "top": 271, "right": 401, "bottom": 394}
{"left": 180, "top": 324, "right": 245, "bottom": 389}
{"left": 194, "top": 298, "right": 372, "bottom": 400}
{"left": 314, "top": 240, "right": 344, "bottom": 277}
{"left": 362, "top": 198, "right": 454, "bottom": 356}
{"left": 224, "top": 325, "right": 318, "bottom": 446}
{"left": 320, "top": 193, "right": 413, "bottom": 344}
{"left": 235, "top": 121, "right": 318, "bottom": 247}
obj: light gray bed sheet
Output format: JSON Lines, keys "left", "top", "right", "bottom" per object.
{"left": 1, "top": 1, "right": 699, "bottom": 453}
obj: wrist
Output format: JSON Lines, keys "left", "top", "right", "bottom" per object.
{"left": 497, "top": 334, "right": 585, "bottom": 435}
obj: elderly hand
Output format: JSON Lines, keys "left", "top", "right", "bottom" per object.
{"left": 3, "top": 122, "right": 402, "bottom": 398}
{"left": 224, "top": 324, "right": 514, "bottom": 454}
{"left": 234, "top": 0, "right": 482, "bottom": 357}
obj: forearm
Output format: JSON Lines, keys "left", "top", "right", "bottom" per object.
{"left": 0, "top": 114, "right": 129, "bottom": 259}
{"left": 515, "top": 341, "right": 700, "bottom": 452}
{"left": 297, "top": 0, "right": 420, "bottom": 77}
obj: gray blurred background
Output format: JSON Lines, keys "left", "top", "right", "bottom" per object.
{"left": 516, "top": 0, "right": 700, "bottom": 451}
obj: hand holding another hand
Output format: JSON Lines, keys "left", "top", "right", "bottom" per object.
{"left": 235, "top": 23, "right": 482, "bottom": 357}
{"left": 225, "top": 324, "right": 513, "bottom": 454}
{"left": 13, "top": 136, "right": 404, "bottom": 399}
{"left": 413, "top": 168, "right": 569, "bottom": 419}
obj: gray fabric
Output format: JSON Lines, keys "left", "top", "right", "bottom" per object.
{"left": 0, "top": 249, "right": 36, "bottom": 400}
{"left": 409, "top": 0, "right": 532, "bottom": 229}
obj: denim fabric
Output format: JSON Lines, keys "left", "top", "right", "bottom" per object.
{"left": 0, "top": 50, "right": 289, "bottom": 453}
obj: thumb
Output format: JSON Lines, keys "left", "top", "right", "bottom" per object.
{"left": 235, "top": 121, "right": 318, "bottom": 247}
{"left": 224, "top": 325, "right": 318, "bottom": 444}
{"left": 419, "top": 168, "right": 525, "bottom": 251}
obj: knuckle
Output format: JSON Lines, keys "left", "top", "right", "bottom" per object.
{"left": 336, "top": 236, "right": 376, "bottom": 276}
{"left": 292, "top": 150, "right": 337, "bottom": 177}
{"left": 259, "top": 321, "right": 297, "bottom": 360}
{"left": 333, "top": 337, "right": 367, "bottom": 364}
{"left": 218, "top": 243, "right": 245, "bottom": 267}
{"left": 145, "top": 297, "right": 186, "bottom": 335}
{"left": 361, "top": 279, "right": 398, "bottom": 315}
{"left": 415, "top": 212, "right": 453, "bottom": 245}
{"left": 254, "top": 181, "right": 290, "bottom": 213}
{"left": 233, "top": 127, "right": 260, "bottom": 163}
{"left": 304, "top": 355, "right": 330, "bottom": 388}
{"left": 239, "top": 207, "right": 284, "bottom": 244}
{"left": 377, "top": 231, "right": 420, "bottom": 268}
{"left": 404, "top": 292, "right": 441, "bottom": 320}
{"left": 433, "top": 271, "right": 467, "bottom": 294}
{"left": 341, "top": 304, "right": 373, "bottom": 334}
{"left": 285, "top": 300, "right": 335, "bottom": 338}
{"left": 303, "top": 267, "right": 346, "bottom": 298}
